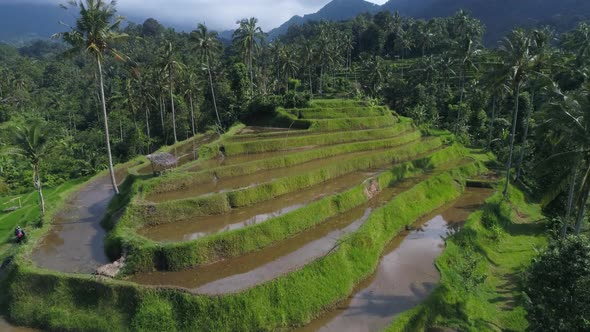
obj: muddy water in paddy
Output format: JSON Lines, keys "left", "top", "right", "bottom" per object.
{"left": 139, "top": 169, "right": 379, "bottom": 242}
{"left": 131, "top": 175, "right": 430, "bottom": 293}
{"left": 31, "top": 169, "right": 127, "bottom": 273}
{"left": 147, "top": 146, "right": 405, "bottom": 203}
{"left": 0, "top": 317, "right": 37, "bottom": 332}
{"left": 298, "top": 187, "right": 494, "bottom": 332}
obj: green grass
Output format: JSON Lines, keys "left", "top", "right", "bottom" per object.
{"left": 309, "top": 99, "right": 370, "bottom": 108}
{"left": 145, "top": 129, "right": 420, "bottom": 195}
{"left": 131, "top": 138, "right": 443, "bottom": 225}
{"left": 109, "top": 145, "right": 473, "bottom": 274}
{"left": 386, "top": 184, "right": 548, "bottom": 331}
{"left": 283, "top": 106, "right": 388, "bottom": 119}
{"left": 214, "top": 123, "right": 413, "bottom": 156}
{"left": 5, "top": 158, "right": 484, "bottom": 332}
{"left": 0, "top": 180, "right": 86, "bottom": 261}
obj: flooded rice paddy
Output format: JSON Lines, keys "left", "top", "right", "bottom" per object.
{"left": 298, "top": 187, "right": 494, "bottom": 332}
{"left": 139, "top": 170, "right": 379, "bottom": 242}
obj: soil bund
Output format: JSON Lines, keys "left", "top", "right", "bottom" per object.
{"left": 130, "top": 174, "right": 431, "bottom": 293}
{"left": 31, "top": 169, "right": 125, "bottom": 273}
{"left": 147, "top": 147, "right": 391, "bottom": 202}
{"left": 298, "top": 187, "right": 494, "bottom": 332}
{"left": 139, "top": 170, "right": 378, "bottom": 242}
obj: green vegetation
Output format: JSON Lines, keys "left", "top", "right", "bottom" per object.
{"left": 386, "top": 184, "right": 547, "bottom": 331}
{"left": 108, "top": 145, "right": 473, "bottom": 273}
{"left": 131, "top": 137, "right": 442, "bottom": 224}
{"left": 4, "top": 157, "right": 483, "bottom": 332}
{"left": 0, "top": 179, "right": 85, "bottom": 261}
{"left": 2, "top": 0, "right": 590, "bottom": 329}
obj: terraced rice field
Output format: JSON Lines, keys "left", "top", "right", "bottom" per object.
{"left": 11, "top": 99, "right": 491, "bottom": 331}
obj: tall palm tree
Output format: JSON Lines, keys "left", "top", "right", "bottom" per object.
{"left": 539, "top": 84, "right": 590, "bottom": 235}
{"left": 279, "top": 45, "right": 299, "bottom": 92}
{"left": 56, "top": 0, "right": 126, "bottom": 194}
{"left": 499, "top": 29, "right": 534, "bottom": 197}
{"left": 161, "top": 42, "right": 186, "bottom": 143}
{"left": 4, "top": 122, "right": 49, "bottom": 215}
{"left": 233, "top": 17, "right": 264, "bottom": 95}
{"left": 191, "top": 23, "right": 222, "bottom": 129}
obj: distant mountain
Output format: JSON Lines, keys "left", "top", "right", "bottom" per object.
{"left": 269, "top": 0, "right": 590, "bottom": 44}
{"left": 2, "top": 0, "right": 590, "bottom": 47}
{"left": 0, "top": 3, "right": 71, "bottom": 45}
{"left": 0, "top": 3, "right": 197, "bottom": 45}
{"left": 382, "top": 0, "right": 590, "bottom": 44}
{"left": 268, "top": 0, "right": 381, "bottom": 39}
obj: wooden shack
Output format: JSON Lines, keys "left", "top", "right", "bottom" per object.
{"left": 146, "top": 152, "right": 178, "bottom": 175}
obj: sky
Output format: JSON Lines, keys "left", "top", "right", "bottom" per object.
{"left": 5, "top": 0, "right": 389, "bottom": 31}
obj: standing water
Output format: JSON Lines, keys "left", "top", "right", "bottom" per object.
{"left": 298, "top": 187, "right": 494, "bottom": 332}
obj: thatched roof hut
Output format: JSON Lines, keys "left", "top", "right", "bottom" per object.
{"left": 146, "top": 152, "right": 178, "bottom": 175}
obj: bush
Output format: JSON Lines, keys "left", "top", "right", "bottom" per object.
{"left": 526, "top": 235, "right": 590, "bottom": 331}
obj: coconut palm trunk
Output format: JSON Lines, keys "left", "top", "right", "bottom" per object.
{"left": 516, "top": 92, "right": 533, "bottom": 182}
{"left": 487, "top": 95, "right": 497, "bottom": 151}
{"left": 562, "top": 167, "right": 578, "bottom": 237}
{"left": 169, "top": 67, "right": 178, "bottom": 143}
{"left": 503, "top": 84, "right": 520, "bottom": 197}
{"left": 207, "top": 55, "right": 222, "bottom": 128}
{"left": 189, "top": 94, "right": 196, "bottom": 136}
{"left": 33, "top": 163, "right": 45, "bottom": 215}
{"left": 145, "top": 107, "right": 151, "bottom": 152}
{"left": 97, "top": 56, "right": 119, "bottom": 194}
{"left": 574, "top": 165, "right": 590, "bottom": 234}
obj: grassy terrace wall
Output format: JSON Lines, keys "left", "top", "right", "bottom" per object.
{"left": 283, "top": 106, "right": 388, "bottom": 119}
{"left": 145, "top": 129, "right": 421, "bottom": 195}
{"left": 130, "top": 137, "right": 444, "bottom": 226}
{"left": 6, "top": 156, "right": 485, "bottom": 332}
{"left": 266, "top": 108, "right": 398, "bottom": 133}
{"left": 205, "top": 123, "right": 413, "bottom": 157}
{"left": 107, "top": 144, "right": 472, "bottom": 274}
{"left": 386, "top": 185, "right": 547, "bottom": 332}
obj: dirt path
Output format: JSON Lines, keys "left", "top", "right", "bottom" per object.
{"left": 0, "top": 316, "right": 38, "bottom": 331}
{"left": 31, "top": 173, "right": 119, "bottom": 274}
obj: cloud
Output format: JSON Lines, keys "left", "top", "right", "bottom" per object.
{"left": 5, "top": 0, "right": 387, "bottom": 31}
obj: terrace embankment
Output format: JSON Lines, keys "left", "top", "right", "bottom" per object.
{"left": 298, "top": 187, "right": 494, "bottom": 332}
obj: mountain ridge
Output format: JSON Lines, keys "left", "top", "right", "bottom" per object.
{"left": 1, "top": 0, "right": 590, "bottom": 46}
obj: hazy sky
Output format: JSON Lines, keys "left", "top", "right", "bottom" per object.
{"left": 8, "top": 0, "right": 389, "bottom": 30}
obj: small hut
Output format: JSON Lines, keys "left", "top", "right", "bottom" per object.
{"left": 146, "top": 152, "right": 178, "bottom": 176}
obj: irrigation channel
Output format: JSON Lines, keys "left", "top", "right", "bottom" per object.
{"left": 298, "top": 187, "right": 494, "bottom": 332}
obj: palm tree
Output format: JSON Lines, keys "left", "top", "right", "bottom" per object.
{"left": 4, "top": 122, "right": 49, "bottom": 215}
{"left": 161, "top": 42, "right": 186, "bottom": 143}
{"left": 56, "top": 0, "right": 126, "bottom": 194}
{"left": 279, "top": 45, "right": 299, "bottom": 92}
{"left": 233, "top": 17, "right": 264, "bottom": 95}
{"left": 191, "top": 23, "right": 222, "bottom": 129}
{"left": 499, "top": 29, "right": 534, "bottom": 197}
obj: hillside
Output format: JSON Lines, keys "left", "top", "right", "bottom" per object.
{"left": 268, "top": 0, "right": 381, "bottom": 39}
{"left": 271, "top": 0, "right": 590, "bottom": 43}
{"left": 382, "top": 0, "right": 590, "bottom": 43}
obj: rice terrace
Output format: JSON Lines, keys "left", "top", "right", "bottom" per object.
{"left": 1, "top": 0, "right": 589, "bottom": 331}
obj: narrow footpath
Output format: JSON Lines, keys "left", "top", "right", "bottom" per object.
{"left": 31, "top": 172, "right": 122, "bottom": 274}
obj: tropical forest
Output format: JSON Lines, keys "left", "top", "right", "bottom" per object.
{"left": 0, "top": 0, "right": 589, "bottom": 331}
